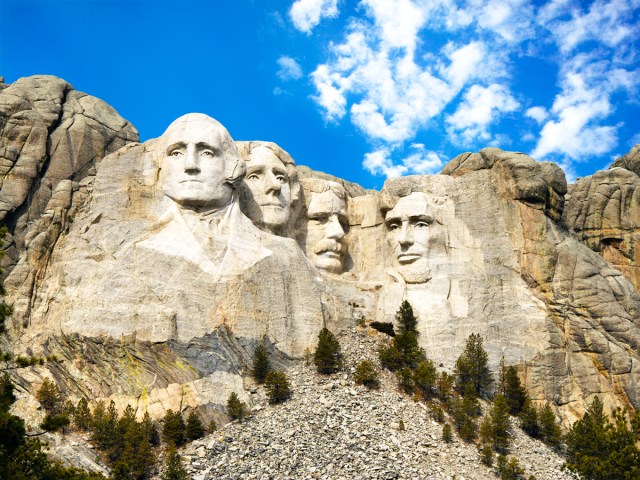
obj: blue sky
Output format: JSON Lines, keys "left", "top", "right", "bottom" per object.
{"left": 1, "top": 0, "right": 639, "bottom": 190}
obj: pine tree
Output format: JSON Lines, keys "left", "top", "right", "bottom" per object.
{"left": 518, "top": 397, "right": 540, "bottom": 438}
{"left": 564, "top": 396, "right": 609, "bottom": 479}
{"left": 314, "top": 328, "right": 342, "bottom": 374}
{"left": 354, "top": 360, "right": 380, "bottom": 389}
{"left": 264, "top": 370, "right": 292, "bottom": 404}
{"left": 162, "top": 409, "right": 186, "bottom": 447}
{"left": 207, "top": 419, "right": 217, "bottom": 434}
{"left": 454, "top": 333, "right": 493, "bottom": 398}
{"left": 496, "top": 455, "right": 524, "bottom": 480}
{"left": 36, "top": 378, "right": 62, "bottom": 414}
{"left": 185, "top": 411, "right": 205, "bottom": 441}
{"left": 396, "top": 367, "right": 414, "bottom": 394}
{"left": 252, "top": 343, "right": 271, "bottom": 384}
{"left": 538, "top": 403, "right": 561, "bottom": 448}
{"left": 413, "top": 359, "right": 437, "bottom": 399}
{"left": 73, "top": 397, "right": 92, "bottom": 431}
{"left": 488, "top": 394, "right": 511, "bottom": 454}
{"left": 395, "top": 300, "right": 418, "bottom": 334}
{"left": 437, "top": 371, "right": 454, "bottom": 403}
{"left": 161, "top": 443, "right": 188, "bottom": 480}
{"left": 503, "top": 366, "right": 527, "bottom": 416}
{"left": 226, "top": 392, "right": 247, "bottom": 421}
{"left": 142, "top": 411, "right": 160, "bottom": 446}
{"left": 442, "top": 423, "right": 453, "bottom": 443}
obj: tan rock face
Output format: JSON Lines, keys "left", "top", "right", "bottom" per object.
{"left": 564, "top": 154, "right": 640, "bottom": 292}
{"left": 1, "top": 78, "right": 639, "bottom": 425}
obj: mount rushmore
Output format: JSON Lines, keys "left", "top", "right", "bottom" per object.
{"left": 1, "top": 75, "right": 639, "bottom": 427}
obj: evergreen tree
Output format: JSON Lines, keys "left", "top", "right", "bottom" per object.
{"left": 207, "top": 419, "right": 217, "bottom": 434}
{"left": 413, "top": 359, "right": 437, "bottom": 399}
{"left": 185, "top": 411, "right": 205, "bottom": 441}
{"left": 73, "top": 397, "right": 92, "bottom": 431}
{"left": 503, "top": 366, "right": 527, "bottom": 416}
{"left": 518, "top": 398, "right": 540, "bottom": 438}
{"left": 160, "top": 443, "right": 188, "bottom": 480}
{"left": 226, "top": 392, "right": 247, "bottom": 421}
{"left": 538, "top": 404, "right": 561, "bottom": 448}
{"left": 252, "top": 343, "right": 271, "bottom": 384}
{"left": 354, "top": 360, "right": 380, "bottom": 389}
{"left": 487, "top": 394, "right": 511, "bottom": 454}
{"left": 451, "top": 394, "right": 478, "bottom": 442}
{"left": 41, "top": 412, "right": 70, "bottom": 432}
{"left": 36, "top": 378, "right": 62, "bottom": 414}
{"left": 442, "top": 423, "right": 453, "bottom": 443}
{"left": 480, "top": 445, "right": 494, "bottom": 466}
{"left": 142, "top": 411, "right": 160, "bottom": 446}
{"left": 264, "top": 370, "right": 292, "bottom": 404}
{"left": 496, "top": 455, "right": 525, "bottom": 480}
{"left": 395, "top": 299, "right": 418, "bottom": 334}
{"left": 396, "top": 367, "right": 415, "bottom": 394}
{"left": 437, "top": 371, "right": 454, "bottom": 403}
{"left": 162, "top": 409, "right": 186, "bottom": 447}
{"left": 314, "top": 328, "right": 342, "bottom": 374}
{"left": 454, "top": 333, "right": 493, "bottom": 398}
{"left": 112, "top": 407, "right": 155, "bottom": 480}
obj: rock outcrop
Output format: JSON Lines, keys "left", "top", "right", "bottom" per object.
{"left": 1, "top": 76, "right": 639, "bottom": 431}
{"left": 564, "top": 146, "right": 640, "bottom": 292}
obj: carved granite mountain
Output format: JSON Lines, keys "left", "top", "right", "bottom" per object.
{"left": 1, "top": 75, "right": 639, "bottom": 428}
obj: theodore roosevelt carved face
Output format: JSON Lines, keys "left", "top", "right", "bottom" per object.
{"left": 159, "top": 114, "right": 244, "bottom": 211}
{"left": 301, "top": 179, "right": 348, "bottom": 274}
{"left": 237, "top": 142, "right": 299, "bottom": 236}
{"left": 384, "top": 191, "right": 434, "bottom": 284}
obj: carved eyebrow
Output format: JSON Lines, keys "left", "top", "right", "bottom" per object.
{"left": 384, "top": 215, "right": 401, "bottom": 225}
{"left": 195, "top": 142, "right": 219, "bottom": 153}
{"left": 166, "top": 142, "right": 186, "bottom": 153}
{"left": 410, "top": 214, "right": 433, "bottom": 223}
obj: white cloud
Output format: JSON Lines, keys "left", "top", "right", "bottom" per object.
{"left": 525, "top": 106, "right": 548, "bottom": 123}
{"left": 277, "top": 56, "right": 304, "bottom": 81}
{"left": 446, "top": 84, "right": 519, "bottom": 145}
{"left": 361, "top": 0, "right": 427, "bottom": 51}
{"left": 290, "top": 0, "right": 339, "bottom": 33}
{"left": 362, "top": 147, "right": 444, "bottom": 177}
{"left": 539, "top": 0, "right": 640, "bottom": 53}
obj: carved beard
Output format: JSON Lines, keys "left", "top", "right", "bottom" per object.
{"left": 396, "top": 262, "right": 432, "bottom": 284}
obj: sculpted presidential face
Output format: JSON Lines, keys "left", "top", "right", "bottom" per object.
{"left": 385, "top": 192, "right": 434, "bottom": 284}
{"left": 305, "top": 186, "right": 348, "bottom": 274}
{"left": 159, "top": 115, "right": 238, "bottom": 211}
{"left": 239, "top": 146, "right": 292, "bottom": 234}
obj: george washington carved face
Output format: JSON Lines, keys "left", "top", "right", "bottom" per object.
{"left": 159, "top": 114, "right": 243, "bottom": 211}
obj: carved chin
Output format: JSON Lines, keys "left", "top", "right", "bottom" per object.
{"left": 260, "top": 206, "right": 289, "bottom": 231}
{"left": 395, "top": 262, "right": 431, "bottom": 284}
{"left": 313, "top": 252, "right": 343, "bottom": 274}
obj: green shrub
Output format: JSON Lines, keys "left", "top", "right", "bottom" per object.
{"left": 36, "top": 378, "right": 62, "bottom": 413}
{"left": 480, "top": 445, "right": 494, "bottom": 466}
{"left": 73, "top": 397, "right": 92, "bottom": 431}
{"left": 413, "top": 359, "right": 437, "bottom": 399}
{"left": 430, "top": 404, "right": 445, "bottom": 423}
{"left": 496, "top": 455, "right": 525, "bottom": 480}
{"left": 538, "top": 404, "right": 561, "bottom": 448}
{"left": 41, "top": 413, "right": 70, "bottom": 432}
{"left": 354, "top": 360, "right": 380, "bottom": 389}
{"left": 207, "top": 419, "right": 217, "bottom": 433}
{"left": 518, "top": 398, "right": 539, "bottom": 438}
{"left": 396, "top": 367, "right": 414, "bottom": 394}
{"left": 161, "top": 443, "right": 188, "bottom": 480}
{"left": 264, "top": 370, "right": 292, "bottom": 404}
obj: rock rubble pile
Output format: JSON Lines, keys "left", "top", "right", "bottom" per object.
{"left": 175, "top": 329, "right": 576, "bottom": 480}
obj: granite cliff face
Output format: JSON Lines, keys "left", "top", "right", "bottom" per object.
{"left": 1, "top": 75, "right": 639, "bottom": 429}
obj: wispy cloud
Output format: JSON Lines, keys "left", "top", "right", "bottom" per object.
{"left": 290, "top": 0, "right": 339, "bottom": 33}
{"left": 277, "top": 56, "right": 304, "bottom": 81}
{"left": 289, "top": 0, "right": 640, "bottom": 178}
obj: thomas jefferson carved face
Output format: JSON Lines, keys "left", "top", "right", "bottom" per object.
{"left": 160, "top": 115, "right": 235, "bottom": 211}
{"left": 239, "top": 146, "right": 291, "bottom": 234}
{"left": 305, "top": 188, "right": 348, "bottom": 274}
{"left": 384, "top": 192, "right": 433, "bottom": 284}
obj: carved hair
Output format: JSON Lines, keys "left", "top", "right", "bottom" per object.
{"left": 379, "top": 179, "right": 448, "bottom": 215}
{"left": 299, "top": 177, "right": 348, "bottom": 209}
{"left": 157, "top": 113, "right": 246, "bottom": 188}
{"left": 236, "top": 141, "right": 301, "bottom": 203}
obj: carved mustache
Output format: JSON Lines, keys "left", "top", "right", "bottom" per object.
{"left": 313, "top": 240, "right": 344, "bottom": 255}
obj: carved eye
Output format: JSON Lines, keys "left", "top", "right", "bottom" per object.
{"left": 415, "top": 221, "right": 430, "bottom": 228}
{"left": 201, "top": 150, "right": 214, "bottom": 157}
{"left": 276, "top": 175, "right": 286, "bottom": 184}
{"left": 387, "top": 223, "right": 400, "bottom": 231}
{"left": 247, "top": 173, "right": 260, "bottom": 181}
{"left": 170, "top": 150, "right": 183, "bottom": 157}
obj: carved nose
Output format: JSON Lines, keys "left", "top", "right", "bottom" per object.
{"left": 326, "top": 215, "right": 345, "bottom": 240}
{"left": 264, "top": 172, "right": 282, "bottom": 193}
{"left": 184, "top": 146, "right": 200, "bottom": 172}
{"left": 398, "top": 225, "right": 413, "bottom": 245}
